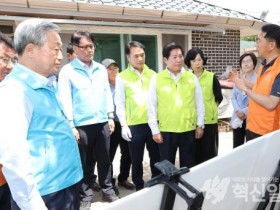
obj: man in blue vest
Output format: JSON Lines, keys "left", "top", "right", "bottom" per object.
{"left": 58, "top": 31, "right": 118, "bottom": 206}
{"left": 0, "top": 18, "right": 83, "bottom": 210}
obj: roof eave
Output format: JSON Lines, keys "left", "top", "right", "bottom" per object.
{"left": 0, "top": 0, "right": 266, "bottom": 37}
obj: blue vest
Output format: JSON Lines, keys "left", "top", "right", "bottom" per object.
{"left": 65, "top": 58, "right": 111, "bottom": 126}
{"left": 6, "top": 65, "right": 82, "bottom": 196}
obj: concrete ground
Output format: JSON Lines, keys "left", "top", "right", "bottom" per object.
{"left": 89, "top": 131, "right": 233, "bottom": 209}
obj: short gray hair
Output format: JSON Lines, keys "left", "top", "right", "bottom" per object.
{"left": 14, "top": 18, "right": 60, "bottom": 56}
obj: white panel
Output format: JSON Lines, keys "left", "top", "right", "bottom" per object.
{"left": 94, "top": 130, "right": 280, "bottom": 210}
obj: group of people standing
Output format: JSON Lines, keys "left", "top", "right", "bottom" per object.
{"left": 0, "top": 18, "right": 279, "bottom": 210}
{"left": 61, "top": 33, "right": 223, "bottom": 206}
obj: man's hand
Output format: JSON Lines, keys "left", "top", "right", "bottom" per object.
{"left": 228, "top": 69, "right": 247, "bottom": 92}
{"left": 152, "top": 133, "right": 163, "bottom": 144}
{"left": 121, "top": 126, "right": 132, "bottom": 141}
{"left": 195, "top": 127, "right": 204, "bottom": 139}
{"left": 72, "top": 127, "right": 80, "bottom": 143}
{"left": 108, "top": 119, "right": 115, "bottom": 135}
{"left": 235, "top": 76, "right": 248, "bottom": 92}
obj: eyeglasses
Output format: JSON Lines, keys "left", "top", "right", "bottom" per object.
{"left": 0, "top": 56, "right": 17, "bottom": 66}
{"left": 75, "top": 44, "right": 96, "bottom": 51}
{"left": 241, "top": 60, "right": 253, "bottom": 64}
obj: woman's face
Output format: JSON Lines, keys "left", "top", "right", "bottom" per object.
{"left": 190, "top": 53, "right": 204, "bottom": 72}
{"left": 241, "top": 55, "right": 255, "bottom": 73}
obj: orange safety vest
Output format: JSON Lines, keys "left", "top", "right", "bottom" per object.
{"left": 247, "top": 56, "right": 280, "bottom": 135}
{"left": 0, "top": 165, "right": 6, "bottom": 186}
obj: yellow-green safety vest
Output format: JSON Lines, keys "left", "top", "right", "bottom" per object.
{"left": 120, "top": 64, "right": 155, "bottom": 125}
{"left": 197, "top": 70, "right": 218, "bottom": 124}
{"left": 156, "top": 69, "right": 197, "bottom": 132}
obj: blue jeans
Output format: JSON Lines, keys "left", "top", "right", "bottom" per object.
{"left": 129, "top": 124, "right": 160, "bottom": 190}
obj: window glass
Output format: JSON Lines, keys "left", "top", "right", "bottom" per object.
{"left": 93, "top": 34, "right": 158, "bottom": 72}
{"left": 93, "top": 34, "right": 121, "bottom": 67}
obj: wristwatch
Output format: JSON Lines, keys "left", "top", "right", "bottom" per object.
{"left": 108, "top": 113, "right": 114, "bottom": 120}
{"left": 242, "top": 87, "right": 248, "bottom": 95}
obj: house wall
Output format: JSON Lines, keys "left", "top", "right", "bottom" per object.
{"left": 0, "top": 21, "right": 242, "bottom": 77}
{"left": 192, "top": 30, "right": 240, "bottom": 76}
{"left": 56, "top": 25, "right": 192, "bottom": 71}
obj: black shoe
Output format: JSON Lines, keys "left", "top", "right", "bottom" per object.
{"left": 90, "top": 181, "right": 101, "bottom": 192}
{"left": 113, "top": 185, "right": 119, "bottom": 196}
{"left": 80, "top": 200, "right": 91, "bottom": 210}
{"left": 118, "top": 180, "right": 136, "bottom": 190}
{"left": 136, "top": 185, "right": 144, "bottom": 191}
{"left": 102, "top": 192, "right": 119, "bottom": 202}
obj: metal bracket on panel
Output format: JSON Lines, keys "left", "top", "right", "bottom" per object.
{"left": 145, "top": 160, "right": 204, "bottom": 210}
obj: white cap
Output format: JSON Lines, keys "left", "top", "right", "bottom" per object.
{"left": 102, "top": 58, "right": 118, "bottom": 68}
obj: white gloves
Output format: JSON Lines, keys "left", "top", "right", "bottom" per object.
{"left": 121, "top": 126, "right": 132, "bottom": 141}
{"left": 231, "top": 118, "right": 243, "bottom": 129}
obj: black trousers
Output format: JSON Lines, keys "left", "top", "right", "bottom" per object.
{"left": 128, "top": 124, "right": 160, "bottom": 191}
{"left": 195, "top": 124, "right": 219, "bottom": 166}
{"left": 77, "top": 122, "right": 113, "bottom": 201}
{"left": 0, "top": 183, "right": 11, "bottom": 210}
{"left": 246, "top": 129, "right": 262, "bottom": 141}
{"left": 233, "top": 120, "right": 247, "bottom": 148}
{"left": 110, "top": 122, "right": 132, "bottom": 183}
{"left": 11, "top": 183, "right": 80, "bottom": 210}
{"left": 159, "top": 130, "right": 195, "bottom": 168}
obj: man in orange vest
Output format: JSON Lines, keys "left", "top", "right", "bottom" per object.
{"left": 0, "top": 32, "right": 16, "bottom": 210}
{"left": 233, "top": 24, "right": 280, "bottom": 140}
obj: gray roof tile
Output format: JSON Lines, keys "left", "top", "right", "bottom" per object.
{"left": 59, "top": 0, "right": 260, "bottom": 21}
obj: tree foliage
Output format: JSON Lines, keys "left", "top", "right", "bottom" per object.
{"left": 241, "top": 36, "right": 257, "bottom": 41}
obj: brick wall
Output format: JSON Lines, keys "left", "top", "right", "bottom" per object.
{"left": 192, "top": 30, "right": 240, "bottom": 76}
